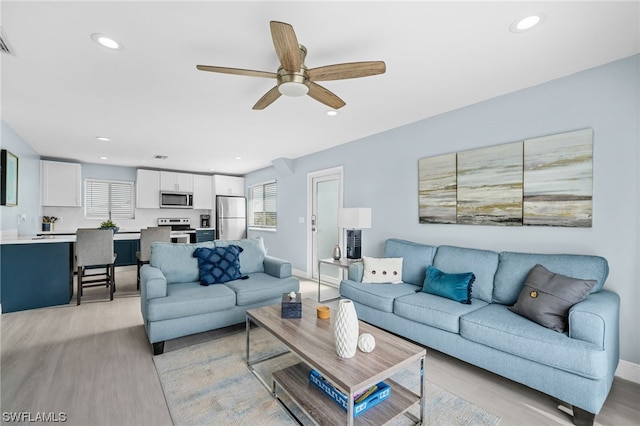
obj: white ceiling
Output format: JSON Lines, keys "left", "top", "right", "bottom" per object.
{"left": 2, "top": 1, "right": 639, "bottom": 175}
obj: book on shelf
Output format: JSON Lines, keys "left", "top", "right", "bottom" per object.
{"left": 308, "top": 369, "right": 391, "bottom": 417}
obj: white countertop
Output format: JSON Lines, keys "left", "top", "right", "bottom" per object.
{"left": 0, "top": 231, "right": 197, "bottom": 245}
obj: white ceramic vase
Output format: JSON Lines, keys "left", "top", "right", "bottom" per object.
{"left": 334, "top": 299, "right": 359, "bottom": 358}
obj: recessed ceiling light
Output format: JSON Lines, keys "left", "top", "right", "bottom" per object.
{"left": 90, "top": 33, "right": 123, "bottom": 50}
{"left": 96, "top": 136, "right": 111, "bottom": 142}
{"left": 326, "top": 110, "right": 339, "bottom": 117}
{"left": 235, "top": 156, "right": 242, "bottom": 160}
{"left": 99, "top": 156, "right": 108, "bottom": 160}
{"left": 510, "top": 14, "right": 545, "bottom": 33}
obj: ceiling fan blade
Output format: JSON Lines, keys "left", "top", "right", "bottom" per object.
{"left": 270, "top": 21, "right": 301, "bottom": 72}
{"left": 308, "top": 82, "right": 346, "bottom": 109}
{"left": 252, "top": 86, "right": 282, "bottom": 110}
{"left": 196, "top": 65, "right": 276, "bottom": 79}
{"left": 308, "top": 61, "right": 386, "bottom": 81}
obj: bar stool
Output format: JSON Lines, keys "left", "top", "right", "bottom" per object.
{"left": 136, "top": 226, "right": 171, "bottom": 289}
{"left": 76, "top": 228, "right": 117, "bottom": 305}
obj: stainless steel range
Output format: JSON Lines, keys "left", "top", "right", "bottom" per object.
{"left": 157, "top": 218, "right": 196, "bottom": 243}
{"left": 157, "top": 218, "right": 192, "bottom": 231}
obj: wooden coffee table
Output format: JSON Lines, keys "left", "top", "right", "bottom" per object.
{"left": 246, "top": 298, "right": 426, "bottom": 425}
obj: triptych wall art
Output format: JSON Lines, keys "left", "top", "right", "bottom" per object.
{"left": 418, "top": 128, "right": 593, "bottom": 227}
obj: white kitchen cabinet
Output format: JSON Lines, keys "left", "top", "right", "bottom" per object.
{"left": 136, "top": 169, "right": 160, "bottom": 208}
{"left": 192, "top": 174, "right": 213, "bottom": 210}
{"left": 213, "top": 175, "right": 245, "bottom": 197}
{"left": 41, "top": 160, "right": 82, "bottom": 207}
{"left": 160, "top": 171, "right": 193, "bottom": 192}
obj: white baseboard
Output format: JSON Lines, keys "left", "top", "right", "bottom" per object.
{"left": 292, "top": 268, "right": 310, "bottom": 279}
{"left": 615, "top": 359, "right": 640, "bottom": 384}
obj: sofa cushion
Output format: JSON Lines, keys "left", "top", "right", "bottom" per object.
{"left": 395, "top": 292, "right": 488, "bottom": 334}
{"left": 193, "top": 245, "right": 244, "bottom": 285}
{"left": 432, "top": 246, "right": 498, "bottom": 303}
{"left": 150, "top": 241, "right": 215, "bottom": 284}
{"left": 460, "top": 304, "right": 607, "bottom": 379}
{"left": 340, "top": 280, "right": 420, "bottom": 313}
{"left": 384, "top": 239, "right": 437, "bottom": 286}
{"left": 421, "top": 265, "right": 475, "bottom": 304}
{"left": 224, "top": 273, "right": 299, "bottom": 306}
{"left": 493, "top": 252, "right": 609, "bottom": 305}
{"left": 362, "top": 256, "right": 403, "bottom": 283}
{"left": 146, "top": 281, "right": 236, "bottom": 321}
{"left": 215, "top": 236, "right": 266, "bottom": 274}
{"left": 510, "top": 264, "right": 597, "bottom": 332}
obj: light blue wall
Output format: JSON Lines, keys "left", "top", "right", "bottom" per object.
{"left": 246, "top": 55, "right": 640, "bottom": 364}
{"left": 0, "top": 120, "right": 41, "bottom": 235}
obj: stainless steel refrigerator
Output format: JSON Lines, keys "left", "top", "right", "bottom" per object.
{"left": 216, "top": 195, "right": 247, "bottom": 240}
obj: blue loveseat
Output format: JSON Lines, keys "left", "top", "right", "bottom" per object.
{"left": 140, "top": 237, "right": 299, "bottom": 355}
{"left": 340, "top": 238, "right": 619, "bottom": 425}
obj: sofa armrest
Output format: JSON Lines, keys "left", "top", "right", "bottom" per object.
{"left": 569, "top": 289, "right": 620, "bottom": 378}
{"left": 263, "top": 255, "right": 292, "bottom": 278}
{"left": 569, "top": 290, "right": 620, "bottom": 347}
{"left": 348, "top": 262, "right": 364, "bottom": 282}
{"left": 140, "top": 264, "right": 168, "bottom": 300}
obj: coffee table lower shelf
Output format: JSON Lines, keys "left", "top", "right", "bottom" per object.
{"left": 272, "top": 362, "right": 420, "bottom": 425}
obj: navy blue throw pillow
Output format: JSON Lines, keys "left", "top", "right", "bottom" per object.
{"left": 193, "top": 245, "right": 243, "bottom": 285}
{"left": 419, "top": 265, "right": 475, "bottom": 304}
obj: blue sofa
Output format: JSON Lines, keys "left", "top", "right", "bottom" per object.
{"left": 140, "top": 237, "right": 299, "bottom": 355}
{"left": 340, "top": 238, "right": 619, "bottom": 425}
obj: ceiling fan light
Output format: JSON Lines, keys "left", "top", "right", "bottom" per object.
{"left": 278, "top": 82, "right": 309, "bottom": 97}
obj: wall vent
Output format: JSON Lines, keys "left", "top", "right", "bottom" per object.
{"left": 154, "top": 155, "right": 168, "bottom": 160}
{"left": 0, "top": 27, "right": 16, "bottom": 56}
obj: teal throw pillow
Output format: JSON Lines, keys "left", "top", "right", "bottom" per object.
{"left": 419, "top": 265, "right": 475, "bottom": 304}
{"left": 193, "top": 245, "right": 244, "bottom": 285}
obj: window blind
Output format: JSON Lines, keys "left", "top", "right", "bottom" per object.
{"left": 85, "top": 179, "right": 135, "bottom": 219}
{"left": 249, "top": 181, "right": 277, "bottom": 228}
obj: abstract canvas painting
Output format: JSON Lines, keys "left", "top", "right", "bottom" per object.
{"left": 523, "top": 129, "right": 593, "bottom": 227}
{"left": 1, "top": 149, "right": 18, "bottom": 206}
{"left": 419, "top": 153, "right": 457, "bottom": 224}
{"left": 457, "top": 142, "right": 523, "bottom": 226}
{"left": 418, "top": 128, "right": 593, "bottom": 227}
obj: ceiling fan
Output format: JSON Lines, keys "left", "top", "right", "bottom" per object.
{"left": 196, "top": 21, "right": 386, "bottom": 110}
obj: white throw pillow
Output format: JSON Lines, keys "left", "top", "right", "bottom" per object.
{"left": 362, "top": 256, "right": 403, "bottom": 284}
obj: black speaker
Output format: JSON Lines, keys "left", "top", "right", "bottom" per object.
{"left": 346, "top": 229, "right": 362, "bottom": 260}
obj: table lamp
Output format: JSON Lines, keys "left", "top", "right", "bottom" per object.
{"left": 337, "top": 208, "right": 372, "bottom": 260}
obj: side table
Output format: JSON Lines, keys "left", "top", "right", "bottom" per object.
{"left": 317, "top": 258, "right": 355, "bottom": 303}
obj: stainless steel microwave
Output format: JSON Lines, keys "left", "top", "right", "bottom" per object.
{"left": 160, "top": 191, "right": 193, "bottom": 209}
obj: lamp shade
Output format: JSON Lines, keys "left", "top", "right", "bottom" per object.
{"left": 337, "top": 208, "right": 371, "bottom": 229}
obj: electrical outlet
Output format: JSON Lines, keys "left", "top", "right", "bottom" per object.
{"left": 58, "top": 216, "right": 63, "bottom": 222}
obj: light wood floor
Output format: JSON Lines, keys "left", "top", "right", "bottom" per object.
{"left": 1, "top": 267, "right": 638, "bottom": 425}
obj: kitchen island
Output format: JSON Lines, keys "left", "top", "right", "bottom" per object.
{"left": 0, "top": 231, "right": 191, "bottom": 313}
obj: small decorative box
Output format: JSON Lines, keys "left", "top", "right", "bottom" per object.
{"left": 281, "top": 292, "right": 302, "bottom": 319}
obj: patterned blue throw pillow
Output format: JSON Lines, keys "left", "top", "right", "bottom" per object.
{"left": 419, "top": 265, "right": 476, "bottom": 304}
{"left": 193, "top": 245, "right": 244, "bottom": 285}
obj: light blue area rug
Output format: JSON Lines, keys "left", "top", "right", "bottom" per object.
{"left": 153, "top": 328, "right": 500, "bottom": 425}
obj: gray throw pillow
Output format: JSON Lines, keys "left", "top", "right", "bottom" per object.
{"left": 510, "top": 264, "right": 597, "bottom": 332}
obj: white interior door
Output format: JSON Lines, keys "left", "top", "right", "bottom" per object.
{"left": 307, "top": 167, "right": 343, "bottom": 281}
